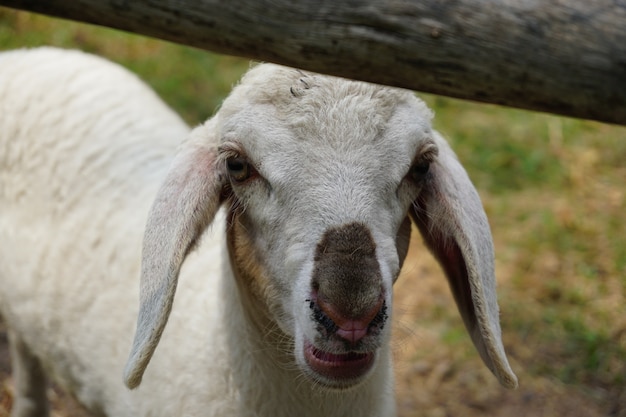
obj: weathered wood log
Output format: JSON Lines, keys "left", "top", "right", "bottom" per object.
{"left": 1, "top": 0, "right": 625, "bottom": 125}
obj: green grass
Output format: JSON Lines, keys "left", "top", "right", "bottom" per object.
{"left": 2, "top": 6, "right": 625, "bottom": 415}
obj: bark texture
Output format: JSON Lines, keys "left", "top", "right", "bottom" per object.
{"left": 2, "top": 0, "right": 625, "bottom": 125}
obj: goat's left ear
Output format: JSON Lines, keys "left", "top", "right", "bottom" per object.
{"left": 124, "top": 120, "right": 226, "bottom": 389}
{"left": 410, "top": 132, "right": 518, "bottom": 389}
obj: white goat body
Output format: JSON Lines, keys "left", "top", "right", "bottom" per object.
{"left": 0, "top": 47, "right": 517, "bottom": 417}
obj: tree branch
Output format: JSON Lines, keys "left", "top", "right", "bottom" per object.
{"left": 2, "top": 0, "right": 625, "bottom": 125}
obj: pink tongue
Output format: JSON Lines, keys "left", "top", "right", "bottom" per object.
{"left": 305, "top": 342, "right": 375, "bottom": 381}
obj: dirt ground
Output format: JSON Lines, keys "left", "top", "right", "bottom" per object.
{"left": 391, "top": 241, "right": 625, "bottom": 417}
{"left": 1, "top": 237, "right": 623, "bottom": 417}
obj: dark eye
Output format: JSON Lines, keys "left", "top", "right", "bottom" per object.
{"left": 226, "top": 157, "right": 251, "bottom": 182}
{"left": 410, "top": 161, "right": 430, "bottom": 182}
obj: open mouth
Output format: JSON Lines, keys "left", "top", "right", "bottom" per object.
{"left": 304, "top": 340, "right": 375, "bottom": 383}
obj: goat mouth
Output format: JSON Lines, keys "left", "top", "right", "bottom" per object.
{"left": 304, "top": 340, "right": 375, "bottom": 384}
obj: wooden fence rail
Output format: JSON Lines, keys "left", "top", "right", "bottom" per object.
{"left": 1, "top": 0, "right": 625, "bottom": 125}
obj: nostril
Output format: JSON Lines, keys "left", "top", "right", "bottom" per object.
{"left": 309, "top": 299, "right": 339, "bottom": 334}
{"left": 314, "top": 295, "right": 386, "bottom": 344}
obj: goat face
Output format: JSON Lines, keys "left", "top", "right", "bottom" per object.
{"left": 124, "top": 64, "right": 518, "bottom": 391}
{"left": 216, "top": 77, "right": 435, "bottom": 388}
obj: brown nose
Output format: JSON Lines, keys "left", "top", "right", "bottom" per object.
{"left": 316, "top": 295, "right": 385, "bottom": 344}
{"left": 311, "top": 222, "right": 385, "bottom": 343}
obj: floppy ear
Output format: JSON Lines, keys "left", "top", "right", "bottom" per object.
{"left": 410, "top": 132, "right": 518, "bottom": 389}
{"left": 124, "top": 121, "right": 225, "bottom": 389}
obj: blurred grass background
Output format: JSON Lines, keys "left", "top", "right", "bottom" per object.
{"left": 1, "top": 7, "right": 624, "bottom": 417}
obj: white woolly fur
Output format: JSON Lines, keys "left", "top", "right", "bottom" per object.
{"left": 0, "top": 47, "right": 517, "bottom": 417}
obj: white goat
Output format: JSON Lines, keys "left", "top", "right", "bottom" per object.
{"left": 0, "top": 47, "right": 517, "bottom": 417}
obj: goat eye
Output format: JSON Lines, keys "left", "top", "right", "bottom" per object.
{"left": 410, "top": 161, "right": 430, "bottom": 181}
{"left": 226, "top": 157, "right": 251, "bottom": 182}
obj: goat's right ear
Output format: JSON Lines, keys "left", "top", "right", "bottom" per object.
{"left": 124, "top": 121, "right": 225, "bottom": 389}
